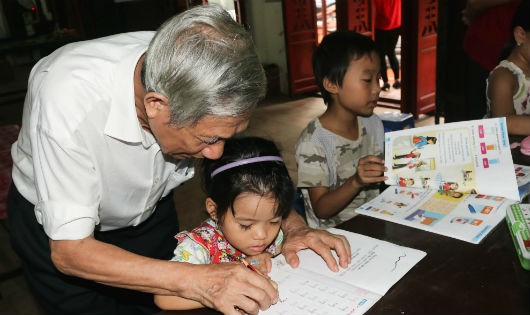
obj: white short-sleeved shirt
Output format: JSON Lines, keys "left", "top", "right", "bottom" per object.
{"left": 486, "top": 60, "right": 530, "bottom": 117}
{"left": 11, "top": 32, "right": 195, "bottom": 240}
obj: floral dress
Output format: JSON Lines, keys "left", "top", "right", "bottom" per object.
{"left": 170, "top": 218, "right": 283, "bottom": 264}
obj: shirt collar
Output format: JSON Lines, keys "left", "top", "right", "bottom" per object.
{"left": 104, "top": 43, "right": 153, "bottom": 147}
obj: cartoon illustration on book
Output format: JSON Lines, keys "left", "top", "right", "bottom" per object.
{"left": 398, "top": 177, "right": 415, "bottom": 187}
{"left": 393, "top": 158, "right": 435, "bottom": 172}
{"left": 392, "top": 133, "right": 438, "bottom": 151}
{"left": 462, "top": 170, "right": 473, "bottom": 182}
{"left": 387, "top": 128, "right": 479, "bottom": 194}
{"left": 420, "top": 177, "right": 431, "bottom": 188}
{"left": 439, "top": 181, "right": 458, "bottom": 193}
{"left": 393, "top": 149, "right": 421, "bottom": 160}
{"left": 438, "top": 190, "right": 464, "bottom": 199}
{"left": 412, "top": 135, "right": 437, "bottom": 149}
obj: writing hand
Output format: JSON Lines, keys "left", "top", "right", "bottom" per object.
{"left": 191, "top": 263, "right": 278, "bottom": 314}
{"left": 244, "top": 252, "right": 273, "bottom": 275}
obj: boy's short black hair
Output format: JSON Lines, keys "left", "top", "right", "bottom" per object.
{"left": 312, "top": 31, "right": 378, "bottom": 105}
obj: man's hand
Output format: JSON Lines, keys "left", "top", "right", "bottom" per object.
{"left": 281, "top": 213, "right": 351, "bottom": 272}
{"left": 192, "top": 262, "right": 279, "bottom": 315}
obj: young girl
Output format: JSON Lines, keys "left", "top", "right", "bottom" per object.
{"left": 486, "top": 0, "right": 530, "bottom": 136}
{"left": 154, "top": 136, "right": 295, "bottom": 310}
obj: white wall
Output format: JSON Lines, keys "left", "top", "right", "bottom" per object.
{"left": 209, "top": 0, "right": 237, "bottom": 20}
{"left": 245, "top": 0, "right": 288, "bottom": 94}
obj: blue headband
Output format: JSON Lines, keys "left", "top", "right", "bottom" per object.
{"left": 211, "top": 156, "right": 284, "bottom": 178}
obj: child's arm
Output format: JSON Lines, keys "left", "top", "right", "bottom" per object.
{"left": 488, "top": 67, "right": 530, "bottom": 136}
{"left": 154, "top": 294, "right": 204, "bottom": 310}
{"left": 308, "top": 155, "right": 386, "bottom": 219}
{"left": 154, "top": 236, "right": 209, "bottom": 310}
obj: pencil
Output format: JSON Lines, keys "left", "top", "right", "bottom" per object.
{"left": 241, "top": 258, "right": 260, "bottom": 274}
{"left": 240, "top": 257, "right": 279, "bottom": 290}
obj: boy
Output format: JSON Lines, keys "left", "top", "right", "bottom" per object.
{"left": 295, "top": 31, "right": 387, "bottom": 228}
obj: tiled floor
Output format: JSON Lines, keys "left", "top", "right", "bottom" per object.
{"left": 0, "top": 93, "right": 442, "bottom": 314}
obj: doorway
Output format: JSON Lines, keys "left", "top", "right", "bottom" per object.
{"left": 315, "top": 0, "right": 336, "bottom": 43}
{"left": 378, "top": 35, "right": 402, "bottom": 107}
{"left": 283, "top": 0, "right": 438, "bottom": 118}
{"left": 313, "top": 0, "right": 401, "bottom": 106}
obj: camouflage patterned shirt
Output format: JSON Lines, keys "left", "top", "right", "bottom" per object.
{"left": 295, "top": 115, "right": 384, "bottom": 228}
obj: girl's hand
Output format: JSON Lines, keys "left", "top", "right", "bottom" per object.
{"left": 245, "top": 252, "right": 273, "bottom": 275}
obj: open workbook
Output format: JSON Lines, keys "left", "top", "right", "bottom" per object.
{"left": 355, "top": 117, "right": 521, "bottom": 244}
{"left": 262, "top": 228, "right": 426, "bottom": 315}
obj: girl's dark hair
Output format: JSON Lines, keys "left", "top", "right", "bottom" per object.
{"left": 512, "top": 0, "right": 530, "bottom": 31}
{"left": 201, "top": 137, "right": 295, "bottom": 222}
{"left": 313, "top": 31, "right": 379, "bottom": 105}
{"left": 499, "top": 0, "right": 530, "bottom": 60}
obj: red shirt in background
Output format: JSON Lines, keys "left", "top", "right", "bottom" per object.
{"left": 374, "top": 0, "right": 402, "bottom": 30}
{"left": 462, "top": 0, "right": 520, "bottom": 71}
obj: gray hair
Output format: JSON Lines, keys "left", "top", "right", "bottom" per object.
{"left": 144, "top": 4, "right": 266, "bottom": 126}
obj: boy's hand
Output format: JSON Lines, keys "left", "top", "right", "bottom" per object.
{"left": 245, "top": 252, "right": 273, "bottom": 275}
{"left": 353, "top": 155, "right": 387, "bottom": 187}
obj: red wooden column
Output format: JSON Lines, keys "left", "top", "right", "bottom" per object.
{"left": 401, "top": 0, "right": 438, "bottom": 118}
{"left": 282, "top": 0, "right": 318, "bottom": 96}
{"left": 335, "top": 0, "right": 374, "bottom": 38}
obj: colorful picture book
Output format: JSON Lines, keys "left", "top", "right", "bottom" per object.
{"left": 514, "top": 164, "right": 530, "bottom": 200}
{"left": 355, "top": 118, "right": 520, "bottom": 244}
{"left": 263, "top": 228, "right": 426, "bottom": 315}
{"left": 383, "top": 117, "right": 519, "bottom": 200}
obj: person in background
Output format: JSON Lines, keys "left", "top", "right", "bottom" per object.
{"left": 295, "top": 31, "right": 387, "bottom": 229}
{"left": 8, "top": 5, "right": 351, "bottom": 315}
{"left": 373, "top": 0, "right": 402, "bottom": 91}
{"left": 155, "top": 137, "right": 296, "bottom": 310}
{"left": 486, "top": 0, "right": 530, "bottom": 136}
{"left": 461, "top": 0, "right": 521, "bottom": 120}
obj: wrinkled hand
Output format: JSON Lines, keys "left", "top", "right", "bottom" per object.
{"left": 192, "top": 262, "right": 278, "bottom": 315}
{"left": 353, "top": 155, "right": 387, "bottom": 187}
{"left": 282, "top": 226, "right": 351, "bottom": 272}
{"left": 245, "top": 252, "right": 273, "bottom": 275}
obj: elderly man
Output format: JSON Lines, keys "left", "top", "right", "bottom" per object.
{"left": 8, "top": 5, "right": 350, "bottom": 315}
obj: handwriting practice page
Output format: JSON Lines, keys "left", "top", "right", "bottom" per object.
{"left": 262, "top": 229, "right": 426, "bottom": 315}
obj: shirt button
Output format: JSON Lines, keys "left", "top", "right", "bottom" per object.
{"left": 154, "top": 177, "right": 160, "bottom": 185}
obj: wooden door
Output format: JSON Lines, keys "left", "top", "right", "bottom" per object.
{"left": 335, "top": 0, "right": 374, "bottom": 37}
{"left": 401, "top": 0, "right": 438, "bottom": 118}
{"left": 282, "top": 0, "right": 318, "bottom": 96}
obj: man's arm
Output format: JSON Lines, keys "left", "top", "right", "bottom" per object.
{"left": 50, "top": 236, "right": 278, "bottom": 314}
{"left": 280, "top": 210, "right": 352, "bottom": 272}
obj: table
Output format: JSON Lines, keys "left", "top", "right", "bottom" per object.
{"left": 159, "top": 215, "right": 530, "bottom": 315}
{"left": 338, "top": 216, "right": 529, "bottom": 314}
